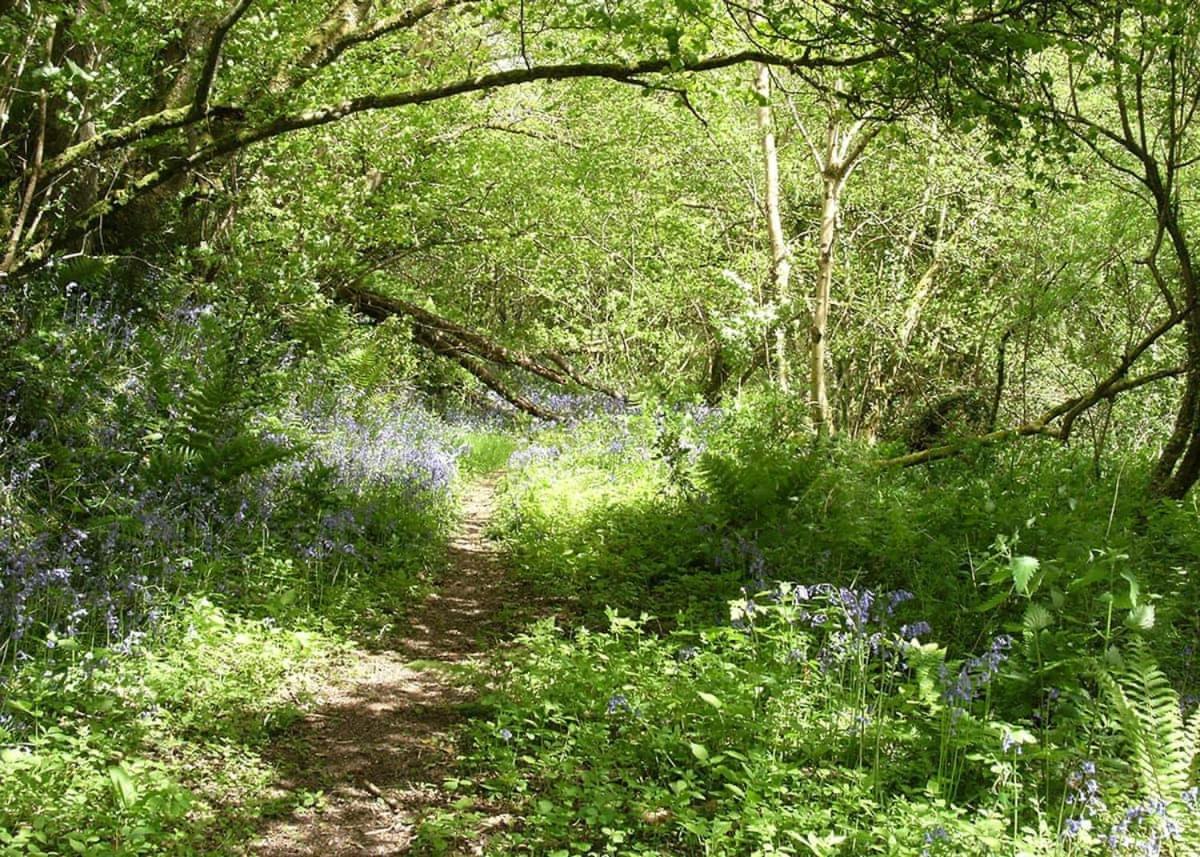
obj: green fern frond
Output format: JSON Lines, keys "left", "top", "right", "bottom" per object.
{"left": 53, "top": 255, "right": 112, "bottom": 290}
{"left": 1188, "top": 704, "right": 1200, "bottom": 775}
{"left": 1102, "top": 641, "right": 1194, "bottom": 801}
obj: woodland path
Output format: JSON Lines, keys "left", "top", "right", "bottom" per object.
{"left": 254, "top": 477, "right": 526, "bottom": 856}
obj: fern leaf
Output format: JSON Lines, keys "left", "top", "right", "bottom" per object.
{"left": 1103, "top": 641, "right": 1192, "bottom": 800}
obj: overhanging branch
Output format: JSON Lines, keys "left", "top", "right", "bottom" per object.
{"left": 191, "top": 0, "right": 257, "bottom": 120}
{"left": 330, "top": 280, "right": 623, "bottom": 418}
{"left": 12, "top": 48, "right": 886, "bottom": 273}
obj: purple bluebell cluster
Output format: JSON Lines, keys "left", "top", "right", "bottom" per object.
{"left": 0, "top": 504, "right": 160, "bottom": 669}
{"left": 1066, "top": 761, "right": 1107, "bottom": 817}
{"left": 298, "top": 395, "right": 460, "bottom": 495}
{"left": 938, "top": 634, "right": 1014, "bottom": 714}
{"left": 786, "top": 582, "right": 917, "bottom": 630}
{"left": 651, "top": 402, "right": 727, "bottom": 470}
{"left": 606, "top": 693, "right": 632, "bottom": 715}
{"left": 920, "top": 825, "right": 949, "bottom": 856}
{"left": 508, "top": 444, "right": 562, "bottom": 469}
{"left": 713, "top": 534, "right": 768, "bottom": 584}
{"left": 681, "top": 402, "right": 723, "bottom": 425}
{"left": 729, "top": 581, "right": 928, "bottom": 675}
{"left": 1, "top": 385, "right": 463, "bottom": 675}
{"left": 1101, "top": 796, "right": 1190, "bottom": 854}
{"left": 475, "top": 389, "right": 633, "bottom": 431}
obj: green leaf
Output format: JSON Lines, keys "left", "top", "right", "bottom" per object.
{"left": 1023, "top": 603, "right": 1053, "bottom": 632}
{"left": 689, "top": 742, "right": 709, "bottom": 763}
{"left": 1010, "top": 555, "right": 1040, "bottom": 595}
{"left": 973, "top": 589, "right": 1010, "bottom": 612}
{"left": 108, "top": 764, "right": 138, "bottom": 809}
{"left": 1125, "top": 604, "right": 1155, "bottom": 631}
{"left": 1121, "top": 570, "right": 1141, "bottom": 608}
{"left": 697, "top": 691, "right": 723, "bottom": 710}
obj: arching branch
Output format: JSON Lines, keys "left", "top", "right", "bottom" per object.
{"left": 10, "top": 47, "right": 887, "bottom": 274}
{"left": 331, "top": 281, "right": 624, "bottom": 418}
{"left": 881, "top": 366, "right": 1185, "bottom": 468}
{"left": 412, "top": 326, "right": 556, "bottom": 420}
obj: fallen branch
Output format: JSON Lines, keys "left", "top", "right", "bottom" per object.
{"left": 332, "top": 281, "right": 588, "bottom": 419}
{"left": 542, "top": 349, "right": 629, "bottom": 403}
{"left": 880, "top": 365, "right": 1184, "bottom": 468}
{"left": 334, "top": 282, "right": 579, "bottom": 388}
{"left": 413, "top": 326, "right": 556, "bottom": 420}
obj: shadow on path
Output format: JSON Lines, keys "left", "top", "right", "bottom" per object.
{"left": 254, "top": 477, "right": 530, "bottom": 856}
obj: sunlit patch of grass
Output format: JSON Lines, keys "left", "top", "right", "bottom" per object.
{"left": 456, "top": 432, "right": 520, "bottom": 478}
{"left": 0, "top": 598, "right": 341, "bottom": 855}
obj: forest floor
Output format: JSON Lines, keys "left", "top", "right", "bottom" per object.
{"left": 253, "top": 477, "right": 528, "bottom": 856}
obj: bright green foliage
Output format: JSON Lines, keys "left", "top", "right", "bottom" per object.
{"left": 1102, "top": 642, "right": 1200, "bottom": 803}
{"left": 3, "top": 0, "right": 1200, "bottom": 851}
{"left": 469, "top": 404, "right": 1200, "bottom": 854}
{"left": 0, "top": 598, "right": 336, "bottom": 855}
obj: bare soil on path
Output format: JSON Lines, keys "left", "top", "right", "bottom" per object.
{"left": 254, "top": 477, "right": 527, "bottom": 856}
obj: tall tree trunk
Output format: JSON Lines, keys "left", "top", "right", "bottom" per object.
{"left": 755, "top": 62, "right": 791, "bottom": 390}
{"left": 811, "top": 129, "right": 840, "bottom": 438}
{"left": 1150, "top": 213, "right": 1200, "bottom": 499}
{"left": 793, "top": 97, "right": 878, "bottom": 439}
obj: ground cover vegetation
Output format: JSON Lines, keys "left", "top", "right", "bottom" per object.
{"left": 0, "top": 0, "right": 1198, "bottom": 853}
{"left": 472, "top": 401, "right": 1199, "bottom": 855}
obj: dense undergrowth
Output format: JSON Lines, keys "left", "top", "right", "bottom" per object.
{"left": 0, "top": 273, "right": 499, "bottom": 854}
{"left": 4, "top": 274, "right": 1199, "bottom": 857}
{"left": 446, "top": 395, "right": 1200, "bottom": 856}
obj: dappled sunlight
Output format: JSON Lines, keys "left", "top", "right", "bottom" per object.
{"left": 4, "top": 0, "right": 1200, "bottom": 852}
{"left": 254, "top": 478, "right": 538, "bottom": 856}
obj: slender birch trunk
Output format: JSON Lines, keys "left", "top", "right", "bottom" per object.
{"left": 808, "top": 109, "right": 878, "bottom": 438}
{"left": 811, "top": 118, "right": 841, "bottom": 437}
{"left": 754, "top": 62, "right": 792, "bottom": 390}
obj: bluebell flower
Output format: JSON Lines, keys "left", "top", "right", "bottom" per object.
{"left": 1066, "top": 761, "right": 1106, "bottom": 816}
{"left": 900, "top": 621, "right": 931, "bottom": 640}
{"left": 920, "top": 826, "right": 948, "bottom": 856}
{"left": 1061, "top": 817, "right": 1092, "bottom": 839}
{"left": 606, "top": 694, "right": 631, "bottom": 715}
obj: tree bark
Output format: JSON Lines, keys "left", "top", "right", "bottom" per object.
{"left": 811, "top": 127, "right": 840, "bottom": 438}
{"left": 882, "top": 365, "right": 1184, "bottom": 468}
{"left": 331, "top": 280, "right": 625, "bottom": 417}
{"left": 797, "top": 102, "right": 878, "bottom": 439}
{"left": 755, "top": 62, "right": 792, "bottom": 390}
{"left": 6, "top": 49, "right": 881, "bottom": 277}
{"left": 413, "top": 326, "right": 556, "bottom": 420}
{"left": 1149, "top": 214, "right": 1200, "bottom": 499}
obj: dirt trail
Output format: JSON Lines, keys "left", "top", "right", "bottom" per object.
{"left": 254, "top": 477, "right": 523, "bottom": 856}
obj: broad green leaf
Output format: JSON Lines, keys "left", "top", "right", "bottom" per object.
{"left": 1023, "top": 603, "right": 1053, "bottom": 631}
{"left": 1010, "top": 556, "right": 1040, "bottom": 595}
{"left": 108, "top": 764, "right": 138, "bottom": 809}
{"left": 1125, "top": 604, "right": 1155, "bottom": 631}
